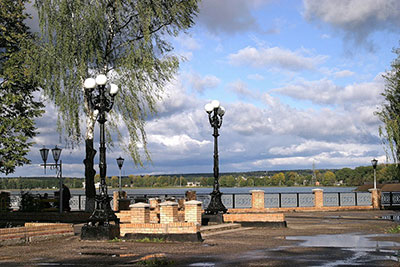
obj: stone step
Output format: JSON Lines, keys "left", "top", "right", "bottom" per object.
{"left": 200, "top": 223, "right": 241, "bottom": 233}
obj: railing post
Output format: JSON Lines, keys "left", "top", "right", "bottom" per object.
{"left": 297, "top": 193, "right": 300, "bottom": 207}
{"left": 278, "top": 193, "right": 282, "bottom": 208}
{"left": 79, "top": 195, "right": 81, "bottom": 211}
{"left": 312, "top": 189, "right": 324, "bottom": 208}
{"left": 251, "top": 190, "right": 265, "bottom": 209}
{"left": 232, "top": 194, "right": 235, "bottom": 209}
{"left": 355, "top": 192, "right": 358, "bottom": 206}
{"left": 338, "top": 192, "right": 341, "bottom": 206}
{"left": 369, "top": 188, "right": 381, "bottom": 210}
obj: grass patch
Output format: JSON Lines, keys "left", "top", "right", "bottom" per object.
{"left": 387, "top": 225, "right": 400, "bottom": 233}
{"left": 135, "top": 237, "right": 165, "bottom": 243}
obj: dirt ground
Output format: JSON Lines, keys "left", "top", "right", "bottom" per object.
{"left": 0, "top": 210, "right": 400, "bottom": 266}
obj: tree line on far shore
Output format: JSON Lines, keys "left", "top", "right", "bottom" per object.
{"left": 0, "top": 163, "right": 398, "bottom": 190}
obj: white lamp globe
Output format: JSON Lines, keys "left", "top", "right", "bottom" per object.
{"left": 95, "top": 74, "right": 107, "bottom": 85}
{"left": 211, "top": 100, "right": 220, "bottom": 109}
{"left": 205, "top": 103, "right": 214, "bottom": 113}
{"left": 84, "top": 78, "right": 96, "bottom": 89}
{"left": 109, "top": 83, "right": 119, "bottom": 96}
{"left": 218, "top": 106, "right": 225, "bottom": 116}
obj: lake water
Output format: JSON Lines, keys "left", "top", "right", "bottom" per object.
{"left": 10, "top": 186, "right": 356, "bottom": 196}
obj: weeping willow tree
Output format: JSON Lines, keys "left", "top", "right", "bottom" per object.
{"left": 32, "top": 0, "right": 199, "bottom": 211}
{"left": 377, "top": 47, "right": 400, "bottom": 178}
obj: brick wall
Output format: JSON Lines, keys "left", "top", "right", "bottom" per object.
{"left": 117, "top": 200, "right": 201, "bottom": 237}
{"left": 224, "top": 213, "right": 285, "bottom": 223}
{"left": 160, "top": 201, "right": 178, "bottom": 223}
{"left": 0, "top": 223, "right": 74, "bottom": 245}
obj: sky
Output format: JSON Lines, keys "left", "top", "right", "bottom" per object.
{"left": 4, "top": 0, "right": 400, "bottom": 178}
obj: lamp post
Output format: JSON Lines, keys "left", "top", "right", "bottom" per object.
{"left": 204, "top": 100, "right": 227, "bottom": 214}
{"left": 40, "top": 146, "right": 63, "bottom": 214}
{"left": 81, "top": 74, "right": 120, "bottom": 240}
{"left": 371, "top": 158, "right": 378, "bottom": 190}
{"left": 116, "top": 156, "right": 124, "bottom": 194}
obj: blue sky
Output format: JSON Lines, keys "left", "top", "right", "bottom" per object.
{"left": 4, "top": 0, "right": 400, "bottom": 178}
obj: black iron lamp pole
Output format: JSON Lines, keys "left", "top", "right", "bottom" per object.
{"left": 81, "top": 74, "right": 120, "bottom": 239}
{"left": 116, "top": 156, "right": 124, "bottom": 194}
{"left": 40, "top": 146, "right": 63, "bottom": 214}
{"left": 204, "top": 100, "right": 227, "bottom": 214}
{"left": 371, "top": 158, "right": 378, "bottom": 190}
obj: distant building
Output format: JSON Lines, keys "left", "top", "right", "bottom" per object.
{"left": 186, "top": 181, "right": 201, "bottom": 187}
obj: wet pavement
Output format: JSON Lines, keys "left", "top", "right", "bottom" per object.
{"left": 0, "top": 210, "right": 399, "bottom": 266}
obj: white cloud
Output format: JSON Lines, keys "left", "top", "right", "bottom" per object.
{"left": 148, "top": 134, "right": 210, "bottom": 150}
{"left": 228, "top": 46, "right": 327, "bottom": 71}
{"left": 175, "top": 35, "right": 202, "bottom": 50}
{"left": 247, "top": 73, "right": 265, "bottom": 81}
{"left": 197, "top": 0, "right": 274, "bottom": 34}
{"left": 273, "top": 74, "right": 384, "bottom": 106}
{"left": 303, "top": 0, "right": 400, "bottom": 49}
{"left": 334, "top": 70, "right": 355, "bottom": 78}
{"left": 227, "top": 80, "right": 259, "bottom": 99}
{"left": 187, "top": 73, "right": 221, "bottom": 93}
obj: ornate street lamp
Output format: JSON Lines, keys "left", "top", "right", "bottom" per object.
{"left": 81, "top": 74, "right": 120, "bottom": 240}
{"left": 39, "top": 145, "right": 63, "bottom": 214}
{"left": 371, "top": 158, "right": 378, "bottom": 190}
{"left": 204, "top": 100, "right": 227, "bottom": 214}
{"left": 116, "top": 156, "right": 124, "bottom": 193}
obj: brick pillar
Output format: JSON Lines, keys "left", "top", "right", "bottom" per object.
{"left": 113, "top": 191, "right": 119, "bottom": 211}
{"left": 160, "top": 201, "right": 178, "bottom": 224}
{"left": 313, "top": 189, "right": 324, "bottom": 208}
{"left": 185, "top": 190, "right": 197, "bottom": 201}
{"left": 184, "top": 200, "right": 202, "bottom": 223}
{"left": 129, "top": 202, "right": 150, "bottom": 223}
{"left": 251, "top": 190, "right": 265, "bottom": 209}
{"left": 113, "top": 191, "right": 128, "bottom": 211}
{"left": 149, "top": 198, "right": 161, "bottom": 223}
{"left": 149, "top": 198, "right": 160, "bottom": 210}
{"left": 369, "top": 188, "right": 381, "bottom": 209}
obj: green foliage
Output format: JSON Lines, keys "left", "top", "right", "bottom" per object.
{"left": 0, "top": 177, "right": 83, "bottom": 189}
{"left": 135, "top": 237, "right": 165, "bottom": 243}
{"left": 322, "top": 171, "right": 336, "bottom": 186}
{"left": 377, "top": 46, "right": 400, "bottom": 178}
{"left": 0, "top": 0, "right": 44, "bottom": 174}
{"left": 270, "top": 173, "right": 285, "bottom": 186}
{"left": 19, "top": 191, "right": 41, "bottom": 212}
{"left": 387, "top": 225, "right": 400, "bottom": 233}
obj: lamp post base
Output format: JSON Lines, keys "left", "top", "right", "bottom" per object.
{"left": 205, "top": 190, "right": 227, "bottom": 215}
{"left": 80, "top": 194, "right": 120, "bottom": 240}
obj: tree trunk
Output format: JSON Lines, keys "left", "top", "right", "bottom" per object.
{"left": 84, "top": 100, "right": 98, "bottom": 212}
{"left": 84, "top": 138, "right": 96, "bottom": 212}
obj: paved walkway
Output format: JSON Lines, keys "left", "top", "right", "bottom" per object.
{"left": 0, "top": 210, "right": 399, "bottom": 266}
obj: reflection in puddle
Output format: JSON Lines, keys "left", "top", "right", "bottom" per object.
{"left": 286, "top": 233, "right": 400, "bottom": 248}
{"left": 283, "top": 233, "right": 400, "bottom": 266}
{"left": 189, "top": 263, "right": 215, "bottom": 267}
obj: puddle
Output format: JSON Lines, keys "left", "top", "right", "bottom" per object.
{"left": 189, "top": 263, "right": 215, "bottom": 267}
{"left": 286, "top": 233, "right": 400, "bottom": 248}
{"left": 79, "top": 252, "right": 138, "bottom": 257}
